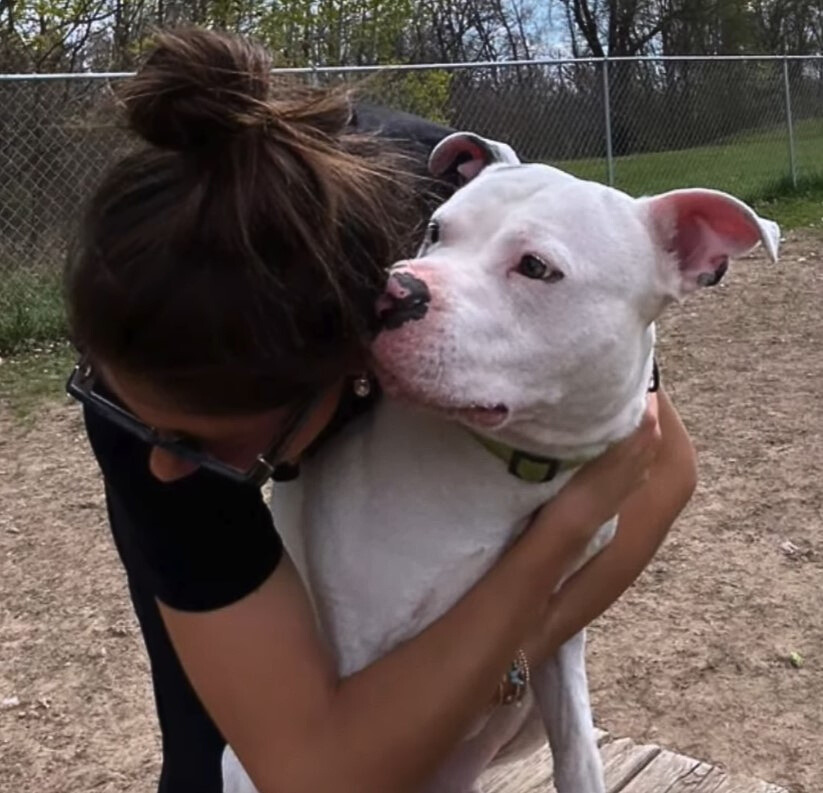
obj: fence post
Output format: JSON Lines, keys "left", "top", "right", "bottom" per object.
{"left": 602, "top": 57, "right": 615, "bottom": 187}
{"left": 782, "top": 56, "right": 798, "bottom": 189}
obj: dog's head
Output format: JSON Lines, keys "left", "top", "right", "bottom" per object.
{"left": 372, "top": 132, "right": 780, "bottom": 454}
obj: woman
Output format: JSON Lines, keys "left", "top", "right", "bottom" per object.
{"left": 64, "top": 28, "right": 697, "bottom": 793}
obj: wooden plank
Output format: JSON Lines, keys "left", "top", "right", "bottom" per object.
{"left": 480, "top": 730, "right": 609, "bottom": 793}
{"left": 480, "top": 733, "right": 789, "bottom": 793}
{"left": 617, "top": 743, "right": 790, "bottom": 793}
{"left": 480, "top": 744, "right": 553, "bottom": 793}
{"left": 656, "top": 764, "right": 788, "bottom": 793}
{"left": 600, "top": 737, "right": 660, "bottom": 792}
{"left": 708, "top": 773, "right": 787, "bottom": 793}
{"left": 618, "top": 749, "right": 713, "bottom": 792}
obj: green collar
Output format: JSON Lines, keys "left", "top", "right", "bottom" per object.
{"left": 474, "top": 358, "right": 660, "bottom": 483}
{"left": 472, "top": 433, "right": 589, "bottom": 483}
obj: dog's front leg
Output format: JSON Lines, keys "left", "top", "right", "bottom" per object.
{"left": 530, "top": 630, "right": 605, "bottom": 793}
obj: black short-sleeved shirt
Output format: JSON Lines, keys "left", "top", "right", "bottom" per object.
{"left": 82, "top": 106, "right": 455, "bottom": 793}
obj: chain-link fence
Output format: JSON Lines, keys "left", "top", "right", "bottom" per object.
{"left": 2, "top": 55, "right": 823, "bottom": 350}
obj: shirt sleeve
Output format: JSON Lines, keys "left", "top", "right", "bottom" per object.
{"left": 84, "top": 404, "right": 283, "bottom": 612}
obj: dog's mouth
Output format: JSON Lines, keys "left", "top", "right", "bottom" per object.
{"left": 371, "top": 361, "right": 510, "bottom": 428}
{"left": 447, "top": 403, "right": 510, "bottom": 428}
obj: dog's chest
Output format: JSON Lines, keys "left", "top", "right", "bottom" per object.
{"left": 273, "top": 401, "right": 576, "bottom": 675}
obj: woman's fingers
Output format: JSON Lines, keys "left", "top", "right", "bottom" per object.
{"left": 531, "top": 395, "right": 663, "bottom": 562}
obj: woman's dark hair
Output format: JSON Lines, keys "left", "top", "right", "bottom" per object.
{"left": 65, "top": 27, "right": 444, "bottom": 414}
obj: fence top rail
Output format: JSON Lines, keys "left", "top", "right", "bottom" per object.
{"left": 1, "top": 52, "right": 823, "bottom": 81}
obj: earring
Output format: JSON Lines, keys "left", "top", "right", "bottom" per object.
{"left": 352, "top": 374, "right": 372, "bottom": 398}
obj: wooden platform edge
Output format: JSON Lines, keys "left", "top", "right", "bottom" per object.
{"left": 480, "top": 729, "right": 790, "bottom": 793}
{"left": 598, "top": 731, "right": 790, "bottom": 793}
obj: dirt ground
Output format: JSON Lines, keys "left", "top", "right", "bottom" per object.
{"left": 2, "top": 230, "right": 822, "bottom": 793}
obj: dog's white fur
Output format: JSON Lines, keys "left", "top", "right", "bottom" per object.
{"left": 222, "top": 133, "right": 779, "bottom": 793}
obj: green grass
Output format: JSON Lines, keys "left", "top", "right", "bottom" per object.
{"left": 750, "top": 174, "right": 823, "bottom": 230}
{"left": 0, "top": 270, "right": 67, "bottom": 355}
{"left": 558, "top": 118, "right": 823, "bottom": 209}
{"left": 0, "top": 341, "right": 76, "bottom": 419}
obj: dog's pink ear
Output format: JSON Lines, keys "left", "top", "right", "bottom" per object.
{"left": 429, "top": 132, "right": 520, "bottom": 185}
{"left": 643, "top": 188, "right": 779, "bottom": 296}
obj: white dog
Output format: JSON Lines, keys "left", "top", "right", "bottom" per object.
{"left": 223, "top": 133, "right": 779, "bottom": 793}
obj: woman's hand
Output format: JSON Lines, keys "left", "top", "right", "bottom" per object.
{"left": 525, "top": 389, "right": 697, "bottom": 667}
{"left": 531, "top": 394, "right": 663, "bottom": 562}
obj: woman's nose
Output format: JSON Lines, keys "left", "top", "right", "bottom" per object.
{"left": 149, "top": 446, "right": 200, "bottom": 483}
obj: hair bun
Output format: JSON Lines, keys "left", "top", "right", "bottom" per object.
{"left": 121, "top": 28, "right": 272, "bottom": 151}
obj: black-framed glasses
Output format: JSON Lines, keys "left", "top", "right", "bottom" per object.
{"left": 66, "top": 356, "right": 321, "bottom": 486}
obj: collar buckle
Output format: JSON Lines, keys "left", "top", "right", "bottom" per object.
{"left": 507, "top": 450, "right": 561, "bottom": 483}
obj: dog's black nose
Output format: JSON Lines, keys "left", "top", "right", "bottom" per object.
{"left": 377, "top": 272, "right": 431, "bottom": 329}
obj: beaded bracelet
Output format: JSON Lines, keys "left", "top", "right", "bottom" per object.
{"left": 497, "top": 648, "right": 531, "bottom": 707}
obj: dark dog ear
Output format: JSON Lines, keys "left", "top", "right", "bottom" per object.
{"left": 429, "top": 132, "right": 520, "bottom": 186}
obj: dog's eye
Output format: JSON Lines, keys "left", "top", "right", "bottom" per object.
{"left": 427, "top": 220, "right": 440, "bottom": 245}
{"left": 516, "top": 255, "right": 564, "bottom": 283}
{"left": 517, "top": 255, "right": 546, "bottom": 279}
